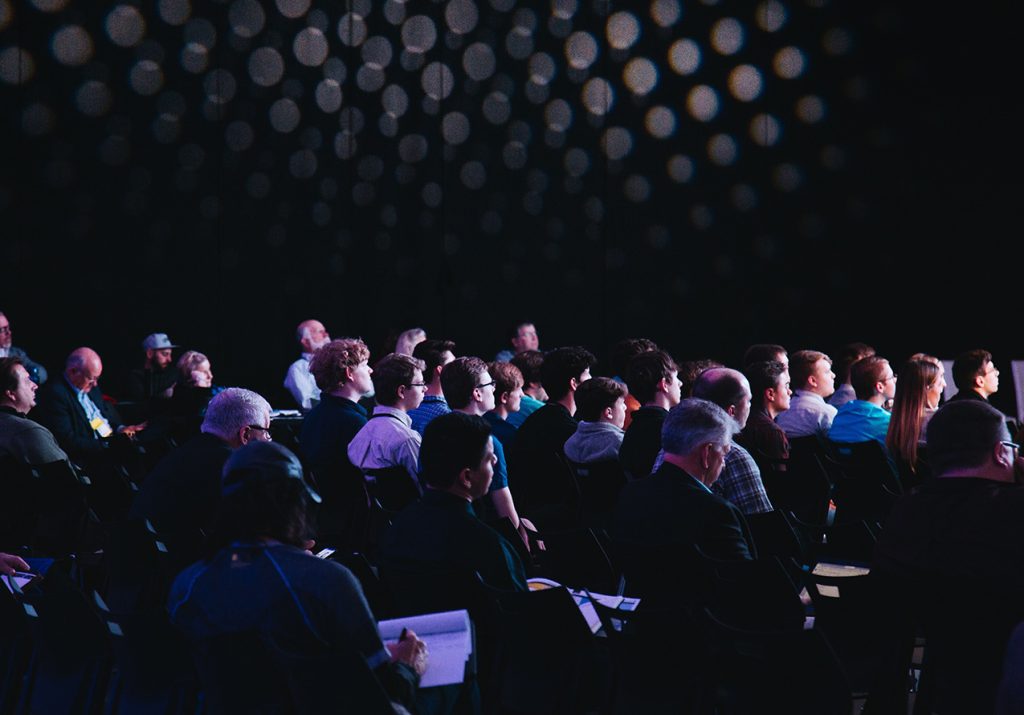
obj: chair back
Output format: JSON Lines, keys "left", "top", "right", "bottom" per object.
{"left": 568, "top": 459, "right": 626, "bottom": 527}
{"left": 365, "top": 465, "right": 422, "bottom": 514}
{"left": 828, "top": 440, "right": 902, "bottom": 524}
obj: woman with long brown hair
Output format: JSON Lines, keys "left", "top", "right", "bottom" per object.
{"left": 886, "top": 355, "right": 945, "bottom": 483}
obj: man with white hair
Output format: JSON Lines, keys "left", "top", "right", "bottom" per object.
{"left": 284, "top": 318, "right": 331, "bottom": 411}
{"left": 613, "top": 398, "right": 756, "bottom": 561}
{"left": 0, "top": 311, "right": 48, "bottom": 384}
{"left": 129, "top": 387, "right": 273, "bottom": 547}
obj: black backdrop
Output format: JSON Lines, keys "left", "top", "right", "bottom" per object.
{"left": 2, "top": 0, "right": 1022, "bottom": 413}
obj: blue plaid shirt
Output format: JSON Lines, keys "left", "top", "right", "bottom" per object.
{"left": 409, "top": 395, "right": 451, "bottom": 436}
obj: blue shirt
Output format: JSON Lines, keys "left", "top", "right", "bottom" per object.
{"left": 484, "top": 411, "right": 518, "bottom": 450}
{"left": 408, "top": 395, "right": 450, "bottom": 436}
{"left": 829, "top": 399, "right": 891, "bottom": 445}
{"left": 505, "top": 394, "right": 543, "bottom": 429}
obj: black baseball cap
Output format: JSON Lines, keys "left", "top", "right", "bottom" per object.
{"left": 222, "top": 441, "right": 321, "bottom": 504}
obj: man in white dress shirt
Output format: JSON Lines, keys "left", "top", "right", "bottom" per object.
{"left": 776, "top": 349, "right": 838, "bottom": 439}
{"left": 283, "top": 319, "right": 331, "bottom": 411}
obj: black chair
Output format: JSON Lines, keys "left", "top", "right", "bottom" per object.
{"left": 566, "top": 459, "right": 626, "bottom": 528}
{"left": 761, "top": 453, "right": 835, "bottom": 524}
{"left": 533, "top": 527, "right": 622, "bottom": 595}
{"left": 0, "top": 581, "right": 33, "bottom": 713}
{"left": 695, "top": 549, "right": 808, "bottom": 631}
{"left": 511, "top": 451, "right": 581, "bottom": 531}
{"left": 364, "top": 466, "right": 422, "bottom": 513}
{"left": 307, "top": 463, "right": 372, "bottom": 553}
{"left": 828, "top": 440, "right": 902, "bottom": 524}
{"left": 745, "top": 509, "right": 809, "bottom": 565}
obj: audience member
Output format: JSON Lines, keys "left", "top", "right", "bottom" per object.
{"left": 951, "top": 348, "right": 1000, "bottom": 403}
{"left": 163, "top": 350, "right": 215, "bottom": 442}
{"left": 168, "top": 441, "right": 426, "bottom": 711}
{"left": 394, "top": 327, "right": 427, "bottom": 356}
{"left": 828, "top": 342, "right": 875, "bottom": 408}
{"left": 505, "top": 350, "right": 546, "bottom": 428}
{"left": 494, "top": 321, "right": 539, "bottom": 363}
{"left": 564, "top": 377, "right": 628, "bottom": 464}
{"left": 742, "top": 343, "right": 788, "bottom": 368}
{"left": 34, "top": 347, "right": 146, "bottom": 464}
{"left": 829, "top": 356, "right": 896, "bottom": 445}
{"left": 678, "top": 359, "right": 723, "bottom": 398}
{"left": 738, "top": 360, "right": 791, "bottom": 462}
{"left": 609, "top": 338, "right": 658, "bottom": 429}
{"left": 484, "top": 361, "right": 524, "bottom": 449}
{"left": 873, "top": 400, "right": 1024, "bottom": 713}
{"left": 619, "top": 350, "right": 682, "bottom": 479}
{"left": 886, "top": 357, "right": 944, "bottom": 479}
{"left": 408, "top": 339, "right": 455, "bottom": 436}
{"left": 692, "top": 368, "right": 773, "bottom": 515}
{"left": 0, "top": 311, "right": 48, "bottom": 384}
{"left": 380, "top": 412, "right": 528, "bottom": 592}
{"left": 126, "top": 332, "right": 178, "bottom": 405}
{"left": 284, "top": 319, "right": 331, "bottom": 411}
{"left": 0, "top": 357, "right": 68, "bottom": 464}
{"left": 347, "top": 353, "right": 426, "bottom": 484}
{"left": 775, "top": 349, "right": 837, "bottom": 439}
{"left": 613, "top": 398, "right": 755, "bottom": 561}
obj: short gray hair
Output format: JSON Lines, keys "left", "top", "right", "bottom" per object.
{"left": 662, "top": 398, "right": 739, "bottom": 457}
{"left": 201, "top": 387, "right": 271, "bottom": 440}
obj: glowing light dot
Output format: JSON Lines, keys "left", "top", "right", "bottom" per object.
{"left": 668, "top": 39, "right": 701, "bottom": 75}
{"left": 711, "top": 18, "right": 743, "bottom": 55}
{"left": 686, "top": 85, "right": 718, "bottom": 122}
{"left": 606, "top": 11, "right": 640, "bottom": 50}
{"left": 728, "top": 65, "right": 763, "bottom": 102}
{"left": 623, "top": 57, "right": 658, "bottom": 96}
{"left": 774, "top": 46, "right": 805, "bottom": 79}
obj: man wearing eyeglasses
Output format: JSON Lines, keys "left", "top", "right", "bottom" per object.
{"left": 0, "top": 311, "right": 48, "bottom": 385}
{"left": 828, "top": 356, "right": 896, "bottom": 446}
{"left": 347, "top": 353, "right": 426, "bottom": 484}
{"left": 872, "top": 400, "right": 1024, "bottom": 713}
{"left": 950, "top": 348, "right": 1000, "bottom": 403}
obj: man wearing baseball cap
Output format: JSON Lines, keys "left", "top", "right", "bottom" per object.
{"left": 126, "top": 332, "right": 179, "bottom": 411}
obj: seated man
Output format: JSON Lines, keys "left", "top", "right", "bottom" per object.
{"left": 484, "top": 361, "right": 524, "bottom": 449}
{"left": 609, "top": 338, "right": 658, "bottom": 430}
{"left": 775, "top": 349, "right": 837, "bottom": 439}
{"left": 950, "top": 348, "right": 1000, "bottom": 403}
{"left": 126, "top": 333, "right": 179, "bottom": 407}
{"left": 168, "top": 441, "right": 427, "bottom": 712}
{"left": 347, "top": 353, "right": 426, "bottom": 484}
{"left": 298, "top": 338, "right": 374, "bottom": 548}
{"left": 0, "top": 311, "right": 47, "bottom": 384}
{"left": 828, "top": 356, "right": 896, "bottom": 445}
{"left": 692, "top": 368, "right": 773, "bottom": 515}
{"left": 33, "top": 347, "right": 146, "bottom": 466}
{"left": 828, "top": 342, "right": 875, "bottom": 408}
{"left": 564, "top": 377, "right": 628, "bottom": 464}
{"left": 738, "top": 360, "right": 791, "bottom": 463}
{"left": 380, "top": 412, "right": 528, "bottom": 592}
{"left": 0, "top": 357, "right": 68, "bottom": 464}
{"left": 505, "top": 350, "right": 546, "bottom": 428}
{"left": 284, "top": 319, "right": 331, "bottom": 411}
{"left": 408, "top": 338, "right": 456, "bottom": 436}
{"left": 613, "top": 398, "right": 755, "bottom": 561}
{"left": 619, "top": 350, "right": 682, "bottom": 480}
{"left": 494, "top": 321, "right": 539, "bottom": 363}
{"left": 873, "top": 400, "right": 1024, "bottom": 713}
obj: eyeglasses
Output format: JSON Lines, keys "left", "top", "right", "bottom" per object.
{"left": 247, "top": 424, "right": 273, "bottom": 440}
{"left": 882, "top": 374, "right": 898, "bottom": 382}
{"left": 1002, "top": 440, "right": 1020, "bottom": 454}
{"left": 405, "top": 382, "right": 427, "bottom": 388}
{"left": 0, "top": 326, "right": 10, "bottom": 334}
{"left": 475, "top": 381, "right": 496, "bottom": 390}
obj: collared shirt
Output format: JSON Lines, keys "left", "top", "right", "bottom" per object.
{"left": 563, "top": 421, "right": 625, "bottom": 464}
{"left": 347, "top": 405, "right": 421, "bottom": 479}
{"left": 775, "top": 390, "right": 838, "bottom": 439}
{"left": 408, "top": 395, "right": 450, "bottom": 436}
{"left": 829, "top": 399, "right": 891, "bottom": 445}
{"left": 712, "top": 442, "right": 773, "bottom": 515}
{"left": 68, "top": 376, "right": 110, "bottom": 438}
{"left": 284, "top": 353, "right": 320, "bottom": 411}
{"left": 828, "top": 383, "right": 856, "bottom": 409}
{"left": 505, "top": 394, "right": 543, "bottom": 429}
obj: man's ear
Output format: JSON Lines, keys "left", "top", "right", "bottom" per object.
{"left": 456, "top": 466, "right": 473, "bottom": 491}
{"left": 764, "top": 387, "right": 776, "bottom": 403}
{"left": 726, "top": 404, "right": 738, "bottom": 417}
{"left": 500, "top": 391, "right": 511, "bottom": 406}
{"left": 975, "top": 374, "right": 987, "bottom": 389}
{"left": 569, "top": 377, "right": 579, "bottom": 392}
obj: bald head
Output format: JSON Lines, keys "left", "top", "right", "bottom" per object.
{"left": 692, "top": 367, "right": 753, "bottom": 429}
{"left": 296, "top": 319, "right": 330, "bottom": 353}
{"left": 66, "top": 347, "right": 103, "bottom": 392}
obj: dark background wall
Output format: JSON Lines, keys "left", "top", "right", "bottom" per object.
{"left": 2, "top": 0, "right": 1021, "bottom": 413}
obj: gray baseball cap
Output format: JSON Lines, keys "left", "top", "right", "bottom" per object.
{"left": 142, "top": 333, "right": 179, "bottom": 350}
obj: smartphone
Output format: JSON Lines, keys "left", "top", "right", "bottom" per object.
{"left": 315, "top": 548, "right": 336, "bottom": 560}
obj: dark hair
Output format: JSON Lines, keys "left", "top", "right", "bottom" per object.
{"left": 789, "top": 350, "right": 830, "bottom": 389}
{"left": 693, "top": 368, "right": 748, "bottom": 411}
{"left": 309, "top": 338, "right": 370, "bottom": 391}
{"left": 851, "top": 356, "right": 890, "bottom": 400}
{"left": 742, "top": 344, "right": 786, "bottom": 367}
{"left": 678, "top": 359, "right": 723, "bottom": 398}
{"left": 926, "top": 400, "right": 1009, "bottom": 475}
{"left": 575, "top": 377, "right": 628, "bottom": 421}
{"left": 488, "top": 361, "right": 524, "bottom": 399}
{"left": 0, "top": 357, "right": 24, "bottom": 395}
{"left": 441, "top": 356, "right": 489, "bottom": 409}
{"left": 420, "top": 412, "right": 492, "bottom": 490}
{"left": 626, "top": 350, "right": 678, "bottom": 404}
{"left": 413, "top": 339, "right": 457, "bottom": 386}
{"left": 952, "top": 349, "right": 993, "bottom": 391}
{"left": 511, "top": 350, "right": 544, "bottom": 386}
{"left": 610, "top": 338, "right": 658, "bottom": 378}
{"left": 372, "top": 353, "right": 425, "bottom": 406}
{"left": 744, "top": 361, "right": 788, "bottom": 410}
{"left": 540, "top": 346, "right": 597, "bottom": 400}
{"left": 833, "top": 342, "right": 875, "bottom": 383}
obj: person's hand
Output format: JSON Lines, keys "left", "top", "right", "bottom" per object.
{"left": 118, "top": 422, "right": 147, "bottom": 438}
{"left": 387, "top": 630, "right": 428, "bottom": 677}
{"left": 0, "top": 553, "right": 29, "bottom": 576}
{"left": 302, "top": 539, "right": 316, "bottom": 554}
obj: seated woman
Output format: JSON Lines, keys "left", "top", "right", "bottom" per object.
{"left": 564, "top": 377, "right": 628, "bottom": 464}
{"left": 165, "top": 350, "right": 215, "bottom": 443}
{"left": 168, "top": 441, "right": 427, "bottom": 712}
{"left": 886, "top": 356, "right": 945, "bottom": 485}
